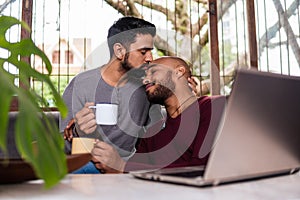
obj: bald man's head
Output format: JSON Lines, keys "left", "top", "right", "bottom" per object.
{"left": 151, "top": 56, "right": 192, "bottom": 79}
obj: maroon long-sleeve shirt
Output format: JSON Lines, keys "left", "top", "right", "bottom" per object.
{"left": 125, "top": 95, "right": 225, "bottom": 172}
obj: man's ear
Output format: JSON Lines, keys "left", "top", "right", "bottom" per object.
{"left": 113, "top": 43, "right": 125, "bottom": 60}
{"left": 175, "top": 65, "right": 186, "bottom": 78}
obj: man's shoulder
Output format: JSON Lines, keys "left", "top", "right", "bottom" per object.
{"left": 69, "top": 68, "right": 101, "bottom": 88}
{"left": 65, "top": 67, "right": 101, "bottom": 93}
{"left": 198, "top": 95, "right": 211, "bottom": 105}
{"left": 74, "top": 67, "right": 100, "bottom": 81}
{"left": 198, "top": 95, "right": 227, "bottom": 119}
{"left": 198, "top": 95, "right": 226, "bottom": 109}
{"left": 198, "top": 95, "right": 226, "bottom": 103}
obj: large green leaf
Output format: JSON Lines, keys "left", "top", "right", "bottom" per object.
{"left": 0, "top": 64, "right": 14, "bottom": 153}
{"left": 15, "top": 92, "right": 67, "bottom": 187}
{"left": 0, "top": 15, "right": 68, "bottom": 188}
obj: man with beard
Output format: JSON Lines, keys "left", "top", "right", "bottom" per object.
{"left": 91, "top": 56, "right": 225, "bottom": 173}
{"left": 60, "top": 16, "right": 163, "bottom": 173}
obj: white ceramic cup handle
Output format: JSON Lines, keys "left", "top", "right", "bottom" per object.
{"left": 88, "top": 106, "right": 96, "bottom": 109}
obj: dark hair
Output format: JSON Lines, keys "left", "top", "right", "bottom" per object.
{"left": 107, "top": 16, "right": 156, "bottom": 58}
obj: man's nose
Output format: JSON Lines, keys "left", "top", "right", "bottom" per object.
{"left": 142, "top": 77, "right": 150, "bottom": 85}
{"left": 145, "top": 52, "right": 153, "bottom": 63}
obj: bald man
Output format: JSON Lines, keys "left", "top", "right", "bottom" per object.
{"left": 91, "top": 56, "right": 224, "bottom": 173}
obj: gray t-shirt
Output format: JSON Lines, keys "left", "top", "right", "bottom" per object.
{"left": 60, "top": 67, "right": 162, "bottom": 159}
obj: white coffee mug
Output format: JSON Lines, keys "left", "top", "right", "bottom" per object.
{"left": 89, "top": 103, "right": 118, "bottom": 125}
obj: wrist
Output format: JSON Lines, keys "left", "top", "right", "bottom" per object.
{"left": 118, "top": 160, "right": 126, "bottom": 173}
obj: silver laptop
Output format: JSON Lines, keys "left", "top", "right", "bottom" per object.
{"left": 130, "top": 69, "right": 300, "bottom": 187}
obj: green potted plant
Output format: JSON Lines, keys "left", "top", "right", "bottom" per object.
{"left": 0, "top": 15, "right": 68, "bottom": 188}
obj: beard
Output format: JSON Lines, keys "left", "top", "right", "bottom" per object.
{"left": 120, "top": 52, "right": 146, "bottom": 79}
{"left": 146, "top": 71, "right": 175, "bottom": 105}
{"left": 120, "top": 52, "right": 133, "bottom": 71}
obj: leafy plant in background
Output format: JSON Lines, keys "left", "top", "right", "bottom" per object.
{"left": 0, "top": 15, "right": 68, "bottom": 188}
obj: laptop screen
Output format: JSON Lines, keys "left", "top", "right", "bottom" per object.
{"left": 204, "top": 69, "right": 300, "bottom": 182}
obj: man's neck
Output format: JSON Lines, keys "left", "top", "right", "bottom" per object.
{"left": 101, "top": 60, "right": 127, "bottom": 87}
{"left": 165, "top": 91, "right": 197, "bottom": 118}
